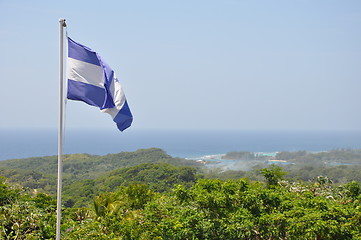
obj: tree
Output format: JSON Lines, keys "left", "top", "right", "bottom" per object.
{"left": 259, "top": 165, "right": 287, "bottom": 188}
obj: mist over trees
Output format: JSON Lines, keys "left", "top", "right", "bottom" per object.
{"left": 215, "top": 149, "right": 361, "bottom": 183}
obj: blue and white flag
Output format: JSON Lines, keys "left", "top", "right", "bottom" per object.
{"left": 67, "top": 37, "right": 133, "bottom": 131}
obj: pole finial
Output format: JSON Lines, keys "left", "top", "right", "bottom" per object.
{"left": 59, "top": 18, "right": 66, "bottom": 27}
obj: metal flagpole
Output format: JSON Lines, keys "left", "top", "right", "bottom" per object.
{"left": 57, "top": 18, "right": 66, "bottom": 240}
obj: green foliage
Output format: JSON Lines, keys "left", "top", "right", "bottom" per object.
{"left": 1, "top": 174, "right": 361, "bottom": 239}
{"left": 344, "top": 181, "right": 361, "bottom": 199}
{"left": 98, "top": 162, "right": 197, "bottom": 192}
{"left": 0, "top": 179, "right": 56, "bottom": 239}
{"left": 61, "top": 163, "right": 199, "bottom": 207}
{"left": 0, "top": 176, "right": 21, "bottom": 206}
{"left": 63, "top": 178, "right": 361, "bottom": 239}
{"left": 1, "top": 149, "right": 361, "bottom": 239}
{"left": 0, "top": 148, "right": 201, "bottom": 207}
{"left": 259, "top": 165, "right": 287, "bottom": 188}
{"left": 0, "top": 148, "right": 198, "bottom": 176}
{"left": 63, "top": 179, "right": 96, "bottom": 208}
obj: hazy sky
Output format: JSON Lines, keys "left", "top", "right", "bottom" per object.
{"left": 1, "top": 0, "right": 360, "bottom": 131}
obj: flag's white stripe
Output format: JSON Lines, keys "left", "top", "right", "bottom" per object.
{"left": 101, "top": 76, "right": 126, "bottom": 119}
{"left": 67, "top": 57, "right": 105, "bottom": 89}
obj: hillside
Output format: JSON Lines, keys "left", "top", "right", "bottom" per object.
{"left": 0, "top": 148, "right": 201, "bottom": 195}
{"left": 0, "top": 148, "right": 199, "bottom": 175}
{"left": 62, "top": 162, "right": 200, "bottom": 207}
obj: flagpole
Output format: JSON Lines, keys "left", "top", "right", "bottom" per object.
{"left": 57, "top": 18, "right": 66, "bottom": 240}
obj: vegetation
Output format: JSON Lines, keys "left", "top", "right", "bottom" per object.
{"left": 62, "top": 163, "right": 199, "bottom": 208}
{"left": 0, "top": 148, "right": 201, "bottom": 195}
{"left": 0, "top": 176, "right": 57, "bottom": 239}
{"left": 1, "top": 173, "right": 361, "bottom": 239}
{"left": 222, "top": 151, "right": 269, "bottom": 160}
{"left": 1, "top": 148, "right": 361, "bottom": 239}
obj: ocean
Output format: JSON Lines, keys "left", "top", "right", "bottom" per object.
{"left": 1, "top": 128, "right": 361, "bottom": 161}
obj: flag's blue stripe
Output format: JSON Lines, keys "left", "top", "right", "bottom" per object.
{"left": 67, "top": 79, "right": 105, "bottom": 107}
{"left": 68, "top": 37, "right": 101, "bottom": 66}
{"left": 114, "top": 100, "right": 133, "bottom": 131}
{"left": 97, "top": 57, "right": 116, "bottom": 109}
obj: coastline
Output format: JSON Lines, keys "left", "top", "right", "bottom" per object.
{"left": 1, "top": 128, "right": 361, "bottom": 161}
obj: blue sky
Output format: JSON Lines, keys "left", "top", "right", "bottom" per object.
{"left": 1, "top": 0, "right": 360, "bottom": 131}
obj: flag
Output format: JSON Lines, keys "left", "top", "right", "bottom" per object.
{"left": 67, "top": 37, "right": 133, "bottom": 131}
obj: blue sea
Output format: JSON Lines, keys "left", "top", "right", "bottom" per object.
{"left": 1, "top": 128, "right": 361, "bottom": 161}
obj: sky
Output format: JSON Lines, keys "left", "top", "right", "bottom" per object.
{"left": 1, "top": 0, "right": 361, "bottom": 131}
